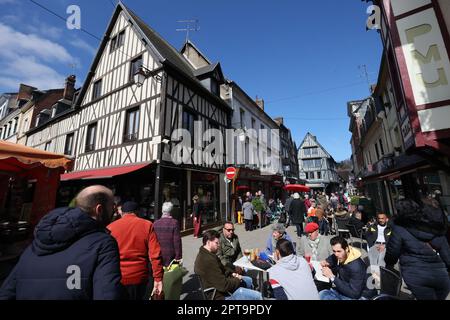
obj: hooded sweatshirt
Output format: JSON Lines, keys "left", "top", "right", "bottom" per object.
{"left": 0, "top": 207, "right": 123, "bottom": 300}
{"left": 268, "top": 254, "right": 319, "bottom": 300}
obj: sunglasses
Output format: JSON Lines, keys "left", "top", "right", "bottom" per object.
{"left": 224, "top": 228, "right": 235, "bottom": 232}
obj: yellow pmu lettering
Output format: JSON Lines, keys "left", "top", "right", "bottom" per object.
{"left": 406, "top": 24, "right": 432, "bottom": 44}
{"left": 417, "top": 68, "right": 448, "bottom": 88}
{"left": 406, "top": 24, "right": 448, "bottom": 88}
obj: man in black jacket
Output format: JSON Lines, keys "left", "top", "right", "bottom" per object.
{"left": 289, "top": 193, "right": 306, "bottom": 237}
{"left": 319, "top": 236, "right": 369, "bottom": 300}
{"left": 0, "top": 185, "right": 123, "bottom": 300}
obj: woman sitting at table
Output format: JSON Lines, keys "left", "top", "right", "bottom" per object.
{"left": 268, "top": 239, "right": 319, "bottom": 300}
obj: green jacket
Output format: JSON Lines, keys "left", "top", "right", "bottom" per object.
{"left": 217, "top": 232, "right": 243, "bottom": 273}
{"left": 194, "top": 246, "right": 240, "bottom": 300}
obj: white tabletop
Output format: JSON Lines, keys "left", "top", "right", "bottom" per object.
{"left": 310, "top": 260, "right": 330, "bottom": 283}
{"left": 233, "top": 256, "right": 267, "bottom": 272}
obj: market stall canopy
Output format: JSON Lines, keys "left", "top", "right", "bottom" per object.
{"left": 283, "top": 184, "right": 311, "bottom": 192}
{"left": 0, "top": 141, "right": 73, "bottom": 171}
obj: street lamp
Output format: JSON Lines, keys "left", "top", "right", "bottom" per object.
{"left": 133, "top": 66, "right": 163, "bottom": 87}
{"left": 237, "top": 128, "right": 246, "bottom": 142}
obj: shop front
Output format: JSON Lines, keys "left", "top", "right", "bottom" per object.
{"left": 60, "top": 164, "right": 224, "bottom": 233}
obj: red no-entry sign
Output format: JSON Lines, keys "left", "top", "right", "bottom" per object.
{"left": 225, "top": 167, "right": 236, "bottom": 180}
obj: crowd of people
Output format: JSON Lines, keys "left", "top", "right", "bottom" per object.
{"left": 0, "top": 185, "right": 449, "bottom": 301}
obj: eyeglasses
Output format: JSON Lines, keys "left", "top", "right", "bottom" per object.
{"left": 224, "top": 228, "right": 235, "bottom": 232}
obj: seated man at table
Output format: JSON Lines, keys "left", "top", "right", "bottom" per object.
{"left": 318, "top": 236, "right": 370, "bottom": 300}
{"left": 297, "top": 222, "right": 333, "bottom": 291}
{"left": 265, "top": 223, "right": 292, "bottom": 255}
{"left": 297, "top": 223, "right": 332, "bottom": 261}
{"left": 217, "top": 221, "right": 243, "bottom": 273}
{"left": 268, "top": 239, "right": 319, "bottom": 300}
{"left": 194, "top": 230, "right": 262, "bottom": 300}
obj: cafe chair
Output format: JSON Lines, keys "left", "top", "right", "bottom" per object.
{"left": 346, "top": 224, "right": 366, "bottom": 250}
{"left": 372, "top": 266, "right": 402, "bottom": 300}
{"left": 333, "top": 216, "right": 352, "bottom": 241}
{"left": 195, "top": 273, "right": 217, "bottom": 300}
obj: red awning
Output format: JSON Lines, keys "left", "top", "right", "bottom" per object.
{"left": 61, "top": 163, "right": 150, "bottom": 181}
{"left": 283, "top": 184, "right": 311, "bottom": 192}
{"left": 236, "top": 185, "right": 250, "bottom": 191}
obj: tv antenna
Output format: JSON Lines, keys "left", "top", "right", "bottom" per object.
{"left": 176, "top": 19, "right": 200, "bottom": 43}
{"left": 358, "top": 64, "right": 372, "bottom": 94}
{"left": 68, "top": 62, "right": 77, "bottom": 74}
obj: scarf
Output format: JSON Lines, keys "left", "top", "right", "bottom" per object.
{"left": 307, "top": 236, "right": 321, "bottom": 260}
{"left": 161, "top": 212, "right": 171, "bottom": 218}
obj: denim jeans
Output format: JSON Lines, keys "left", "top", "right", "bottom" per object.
{"left": 240, "top": 276, "right": 254, "bottom": 289}
{"left": 319, "top": 289, "right": 364, "bottom": 300}
{"left": 226, "top": 288, "right": 263, "bottom": 300}
{"left": 225, "top": 276, "right": 262, "bottom": 300}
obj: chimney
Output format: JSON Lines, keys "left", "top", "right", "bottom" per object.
{"left": 255, "top": 95, "right": 264, "bottom": 111}
{"left": 63, "top": 75, "right": 76, "bottom": 101}
{"left": 274, "top": 117, "right": 284, "bottom": 126}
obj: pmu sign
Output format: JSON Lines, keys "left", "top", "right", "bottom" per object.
{"left": 381, "top": 0, "right": 450, "bottom": 148}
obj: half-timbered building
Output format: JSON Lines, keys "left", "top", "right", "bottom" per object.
{"left": 26, "top": 3, "right": 231, "bottom": 231}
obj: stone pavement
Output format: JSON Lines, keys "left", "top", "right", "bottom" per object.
{"left": 179, "top": 221, "right": 370, "bottom": 300}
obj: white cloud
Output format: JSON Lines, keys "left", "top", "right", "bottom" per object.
{"left": 70, "top": 37, "right": 97, "bottom": 56}
{"left": 0, "top": 23, "right": 77, "bottom": 91}
{"left": 0, "top": 23, "right": 73, "bottom": 63}
{"left": 26, "top": 21, "right": 64, "bottom": 40}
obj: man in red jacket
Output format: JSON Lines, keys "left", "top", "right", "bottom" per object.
{"left": 108, "top": 201, "right": 163, "bottom": 300}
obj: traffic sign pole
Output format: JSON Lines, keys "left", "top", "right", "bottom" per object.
{"left": 224, "top": 167, "right": 236, "bottom": 222}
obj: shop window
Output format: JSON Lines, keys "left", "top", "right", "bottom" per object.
{"left": 192, "top": 172, "right": 219, "bottom": 225}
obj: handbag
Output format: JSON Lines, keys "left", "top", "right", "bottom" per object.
{"left": 250, "top": 259, "right": 272, "bottom": 270}
{"left": 162, "top": 259, "right": 188, "bottom": 300}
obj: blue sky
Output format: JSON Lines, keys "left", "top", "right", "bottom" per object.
{"left": 0, "top": 0, "right": 382, "bottom": 161}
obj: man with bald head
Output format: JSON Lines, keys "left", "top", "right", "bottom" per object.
{"left": 0, "top": 185, "right": 123, "bottom": 300}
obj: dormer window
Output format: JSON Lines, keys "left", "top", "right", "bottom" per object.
{"left": 211, "top": 78, "right": 218, "bottom": 96}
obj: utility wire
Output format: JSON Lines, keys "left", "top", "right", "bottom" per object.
{"left": 28, "top": 0, "right": 159, "bottom": 74}
{"left": 29, "top": 0, "right": 101, "bottom": 41}
{"left": 266, "top": 79, "right": 376, "bottom": 104}
{"left": 108, "top": 0, "right": 116, "bottom": 8}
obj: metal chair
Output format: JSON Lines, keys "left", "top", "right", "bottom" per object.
{"left": 372, "top": 266, "right": 402, "bottom": 300}
{"left": 195, "top": 274, "right": 217, "bottom": 300}
{"left": 346, "top": 223, "right": 365, "bottom": 250}
{"left": 334, "top": 216, "right": 352, "bottom": 240}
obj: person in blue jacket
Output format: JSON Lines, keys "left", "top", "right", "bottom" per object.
{"left": 265, "top": 223, "right": 292, "bottom": 255}
{"left": 0, "top": 185, "right": 124, "bottom": 300}
{"left": 385, "top": 198, "right": 450, "bottom": 300}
